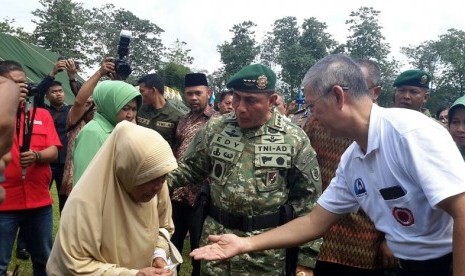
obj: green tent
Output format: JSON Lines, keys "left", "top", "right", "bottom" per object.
{"left": 0, "top": 32, "right": 189, "bottom": 112}
{"left": 0, "top": 32, "right": 85, "bottom": 104}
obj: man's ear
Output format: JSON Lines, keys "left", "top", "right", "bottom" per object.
{"left": 424, "top": 91, "right": 430, "bottom": 104}
{"left": 332, "top": 85, "right": 345, "bottom": 110}
{"left": 269, "top": 93, "right": 278, "bottom": 108}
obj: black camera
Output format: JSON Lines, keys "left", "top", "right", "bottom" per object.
{"left": 114, "top": 30, "right": 132, "bottom": 80}
{"left": 26, "top": 83, "right": 40, "bottom": 96}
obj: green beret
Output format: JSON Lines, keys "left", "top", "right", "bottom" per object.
{"left": 226, "top": 64, "right": 276, "bottom": 92}
{"left": 393, "top": 69, "right": 431, "bottom": 89}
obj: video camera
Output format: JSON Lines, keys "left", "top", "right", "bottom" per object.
{"left": 114, "top": 30, "right": 132, "bottom": 80}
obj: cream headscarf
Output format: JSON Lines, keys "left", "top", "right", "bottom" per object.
{"left": 47, "top": 121, "right": 178, "bottom": 275}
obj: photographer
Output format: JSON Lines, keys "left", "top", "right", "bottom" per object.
{"left": 0, "top": 76, "right": 20, "bottom": 205}
{"left": 35, "top": 59, "right": 81, "bottom": 213}
{"left": 0, "top": 60, "right": 61, "bottom": 276}
{"left": 60, "top": 57, "right": 113, "bottom": 200}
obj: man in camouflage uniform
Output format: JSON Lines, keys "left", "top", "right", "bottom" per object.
{"left": 393, "top": 69, "right": 432, "bottom": 116}
{"left": 136, "top": 73, "right": 184, "bottom": 148}
{"left": 169, "top": 64, "right": 322, "bottom": 275}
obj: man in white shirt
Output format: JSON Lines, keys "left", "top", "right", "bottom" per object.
{"left": 190, "top": 54, "right": 465, "bottom": 276}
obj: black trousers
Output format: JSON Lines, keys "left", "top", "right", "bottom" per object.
{"left": 397, "top": 253, "right": 452, "bottom": 276}
{"left": 49, "top": 164, "right": 67, "bottom": 213}
{"left": 314, "top": 261, "right": 386, "bottom": 276}
{"left": 170, "top": 201, "right": 205, "bottom": 276}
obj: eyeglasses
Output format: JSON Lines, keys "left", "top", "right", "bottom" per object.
{"left": 307, "top": 85, "right": 349, "bottom": 109}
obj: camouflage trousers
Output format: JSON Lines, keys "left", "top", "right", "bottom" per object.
{"left": 199, "top": 216, "right": 286, "bottom": 276}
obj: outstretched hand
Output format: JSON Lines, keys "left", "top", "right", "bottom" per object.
{"left": 190, "top": 234, "right": 245, "bottom": 261}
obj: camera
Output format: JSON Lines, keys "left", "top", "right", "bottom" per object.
{"left": 114, "top": 30, "right": 132, "bottom": 80}
{"left": 26, "top": 83, "right": 40, "bottom": 96}
{"left": 57, "top": 56, "right": 66, "bottom": 72}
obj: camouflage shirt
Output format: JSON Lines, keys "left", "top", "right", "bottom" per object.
{"left": 136, "top": 101, "right": 185, "bottom": 149}
{"left": 169, "top": 110, "right": 322, "bottom": 275}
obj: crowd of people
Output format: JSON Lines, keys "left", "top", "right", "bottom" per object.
{"left": 0, "top": 52, "right": 464, "bottom": 276}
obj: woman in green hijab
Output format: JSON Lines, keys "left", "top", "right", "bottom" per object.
{"left": 448, "top": 95, "right": 465, "bottom": 160}
{"left": 72, "top": 80, "right": 142, "bottom": 185}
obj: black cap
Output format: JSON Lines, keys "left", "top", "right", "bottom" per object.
{"left": 185, "top": 73, "right": 208, "bottom": 87}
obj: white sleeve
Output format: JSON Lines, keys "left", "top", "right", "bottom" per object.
{"left": 399, "top": 124, "right": 465, "bottom": 208}
{"left": 317, "top": 157, "right": 360, "bottom": 214}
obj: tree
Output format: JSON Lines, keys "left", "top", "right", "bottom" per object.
{"left": 261, "top": 16, "right": 337, "bottom": 100}
{"left": 31, "top": 0, "right": 89, "bottom": 61}
{"left": 435, "top": 29, "right": 465, "bottom": 98}
{"left": 165, "top": 39, "right": 194, "bottom": 66}
{"left": 217, "top": 21, "right": 260, "bottom": 80}
{"left": 0, "top": 18, "right": 34, "bottom": 42}
{"left": 345, "top": 6, "right": 399, "bottom": 107}
{"left": 159, "top": 62, "right": 191, "bottom": 92}
{"left": 85, "top": 4, "right": 165, "bottom": 78}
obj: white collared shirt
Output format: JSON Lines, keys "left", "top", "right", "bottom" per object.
{"left": 318, "top": 104, "right": 465, "bottom": 260}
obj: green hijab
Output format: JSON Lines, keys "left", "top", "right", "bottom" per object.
{"left": 93, "top": 80, "right": 142, "bottom": 126}
{"left": 449, "top": 95, "right": 465, "bottom": 159}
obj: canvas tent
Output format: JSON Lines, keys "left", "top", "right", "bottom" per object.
{"left": 0, "top": 32, "right": 189, "bottom": 113}
{"left": 0, "top": 32, "right": 85, "bottom": 104}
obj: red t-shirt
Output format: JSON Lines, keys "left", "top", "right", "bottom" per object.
{"left": 0, "top": 108, "right": 62, "bottom": 211}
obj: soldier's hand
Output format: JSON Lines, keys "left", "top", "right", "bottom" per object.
{"left": 190, "top": 234, "right": 244, "bottom": 261}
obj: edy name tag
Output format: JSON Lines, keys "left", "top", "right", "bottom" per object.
{"left": 212, "top": 134, "right": 244, "bottom": 151}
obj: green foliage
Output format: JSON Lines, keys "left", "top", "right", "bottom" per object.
{"left": 261, "top": 16, "right": 336, "bottom": 100}
{"left": 31, "top": 0, "right": 89, "bottom": 61}
{"left": 0, "top": 18, "right": 34, "bottom": 43}
{"left": 165, "top": 39, "right": 194, "bottom": 66}
{"left": 218, "top": 21, "right": 260, "bottom": 81}
{"left": 402, "top": 29, "right": 465, "bottom": 111}
{"left": 345, "top": 6, "right": 399, "bottom": 107}
{"left": 159, "top": 61, "right": 191, "bottom": 92}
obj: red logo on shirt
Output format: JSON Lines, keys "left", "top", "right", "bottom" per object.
{"left": 392, "top": 207, "right": 414, "bottom": 226}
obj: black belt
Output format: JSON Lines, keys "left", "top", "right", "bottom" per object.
{"left": 209, "top": 204, "right": 281, "bottom": 232}
{"left": 398, "top": 252, "right": 452, "bottom": 273}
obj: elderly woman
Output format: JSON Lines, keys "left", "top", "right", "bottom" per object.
{"left": 448, "top": 95, "right": 465, "bottom": 159}
{"left": 47, "top": 121, "right": 179, "bottom": 275}
{"left": 72, "top": 80, "right": 142, "bottom": 184}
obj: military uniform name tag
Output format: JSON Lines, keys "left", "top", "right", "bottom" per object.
{"left": 156, "top": 121, "right": 175, "bottom": 128}
{"left": 212, "top": 134, "right": 244, "bottom": 151}
{"left": 255, "top": 144, "right": 291, "bottom": 154}
{"left": 255, "top": 154, "right": 291, "bottom": 168}
{"left": 221, "top": 125, "right": 243, "bottom": 140}
{"left": 211, "top": 146, "right": 236, "bottom": 162}
{"left": 261, "top": 134, "right": 284, "bottom": 144}
{"left": 136, "top": 117, "right": 150, "bottom": 125}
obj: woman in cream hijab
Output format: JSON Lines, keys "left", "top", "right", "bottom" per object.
{"left": 47, "top": 121, "right": 178, "bottom": 275}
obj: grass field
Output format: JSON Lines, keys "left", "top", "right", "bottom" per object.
{"left": 7, "top": 183, "right": 193, "bottom": 275}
